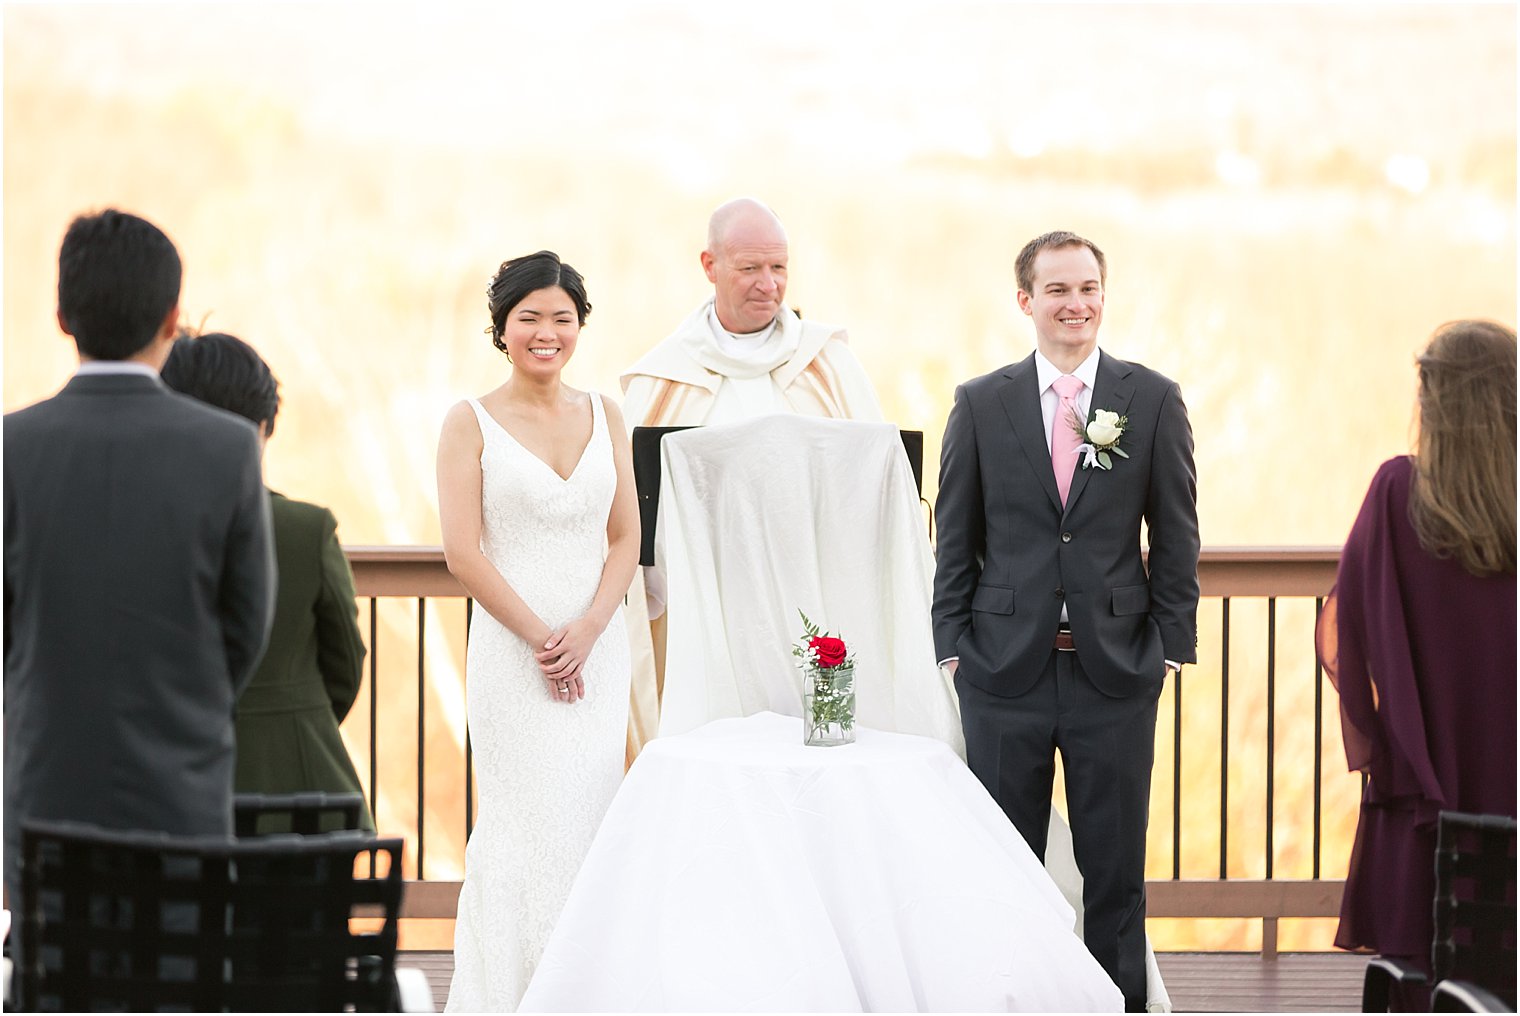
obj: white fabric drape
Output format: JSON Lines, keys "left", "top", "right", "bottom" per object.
{"left": 655, "top": 415, "right": 963, "bottom": 752}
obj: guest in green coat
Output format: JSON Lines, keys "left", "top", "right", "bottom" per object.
{"left": 162, "top": 331, "right": 373, "bottom": 831}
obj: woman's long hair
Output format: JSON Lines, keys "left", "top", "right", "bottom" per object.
{"left": 1409, "top": 319, "right": 1517, "bottom": 576}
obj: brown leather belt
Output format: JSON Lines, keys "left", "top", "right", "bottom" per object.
{"left": 1054, "top": 629, "right": 1076, "bottom": 651}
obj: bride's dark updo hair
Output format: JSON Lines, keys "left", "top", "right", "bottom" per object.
{"left": 486, "top": 251, "right": 592, "bottom": 355}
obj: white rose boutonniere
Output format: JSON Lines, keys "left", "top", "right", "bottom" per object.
{"left": 1069, "top": 407, "right": 1129, "bottom": 470}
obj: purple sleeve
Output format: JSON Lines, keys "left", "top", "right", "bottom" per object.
{"left": 1320, "top": 458, "right": 1448, "bottom": 823}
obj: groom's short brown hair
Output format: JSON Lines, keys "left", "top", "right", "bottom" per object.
{"left": 1015, "top": 231, "right": 1107, "bottom": 295}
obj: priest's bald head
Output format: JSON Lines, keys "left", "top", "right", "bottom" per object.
{"left": 700, "top": 198, "right": 790, "bottom": 334}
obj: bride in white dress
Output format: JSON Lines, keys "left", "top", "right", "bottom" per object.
{"left": 436, "top": 251, "right": 639, "bottom": 1012}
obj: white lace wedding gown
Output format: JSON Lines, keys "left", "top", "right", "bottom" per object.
{"left": 446, "top": 393, "right": 631, "bottom": 1013}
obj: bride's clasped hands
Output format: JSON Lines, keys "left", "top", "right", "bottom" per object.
{"left": 537, "top": 614, "right": 609, "bottom": 702}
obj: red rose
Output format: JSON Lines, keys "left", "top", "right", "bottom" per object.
{"left": 809, "top": 636, "right": 848, "bottom": 668}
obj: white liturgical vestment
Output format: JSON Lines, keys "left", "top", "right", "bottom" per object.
{"left": 698, "top": 306, "right": 793, "bottom": 418}
{"left": 621, "top": 297, "right": 884, "bottom": 429}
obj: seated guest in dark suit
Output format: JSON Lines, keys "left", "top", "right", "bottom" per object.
{"left": 1318, "top": 319, "right": 1517, "bottom": 1008}
{"left": 162, "top": 331, "right": 373, "bottom": 831}
{"left": 4, "top": 210, "right": 276, "bottom": 929}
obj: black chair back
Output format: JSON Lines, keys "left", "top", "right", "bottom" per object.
{"left": 234, "top": 791, "right": 368, "bottom": 836}
{"left": 1432, "top": 811, "right": 1517, "bottom": 1007}
{"left": 16, "top": 819, "right": 404, "bottom": 1012}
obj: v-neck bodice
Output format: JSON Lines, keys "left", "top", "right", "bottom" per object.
{"left": 466, "top": 393, "right": 615, "bottom": 614}
{"left": 471, "top": 395, "right": 598, "bottom": 482}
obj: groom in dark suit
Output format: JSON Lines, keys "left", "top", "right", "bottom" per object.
{"left": 932, "top": 231, "right": 1199, "bottom": 1010}
{"left": 3, "top": 210, "right": 276, "bottom": 930}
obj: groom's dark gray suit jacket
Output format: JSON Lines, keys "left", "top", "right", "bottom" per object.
{"left": 3, "top": 371, "right": 276, "bottom": 904}
{"left": 932, "top": 350, "right": 1199, "bottom": 696}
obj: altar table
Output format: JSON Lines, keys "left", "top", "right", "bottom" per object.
{"left": 519, "top": 712, "right": 1121, "bottom": 1012}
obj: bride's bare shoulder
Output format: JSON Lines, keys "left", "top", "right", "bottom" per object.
{"left": 439, "top": 396, "right": 492, "bottom": 448}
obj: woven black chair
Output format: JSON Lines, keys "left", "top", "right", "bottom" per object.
{"left": 234, "top": 791, "right": 368, "bottom": 837}
{"left": 15, "top": 819, "right": 406, "bottom": 1012}
{"left": 1363, "top": 811, "right": 1517, "bottom": 1013}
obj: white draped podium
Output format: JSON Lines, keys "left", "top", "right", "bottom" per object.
{"left": 519, "top": 712, "right": 1123, "bottom": 1013}
{"left": 655, "top": 415, "right": 963, "bottom": 747}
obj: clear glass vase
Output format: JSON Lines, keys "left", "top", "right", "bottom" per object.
{"left": 802, "top": 662, "right": 856, "bottom": 746}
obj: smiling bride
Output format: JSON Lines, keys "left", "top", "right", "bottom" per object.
{"left": 435, "top": 251, "right": 640, "bottom": 1012}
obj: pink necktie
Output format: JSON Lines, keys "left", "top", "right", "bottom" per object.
{"left": 1051, "top": 375, "right": 1085, "bottom": 506}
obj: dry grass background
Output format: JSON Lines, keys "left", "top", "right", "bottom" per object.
{"left": 5, "top": 2, "right": 1514, "bottom": 952}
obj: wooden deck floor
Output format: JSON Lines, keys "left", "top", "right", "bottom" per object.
{"left": 1154, "top": 952, "right": 1365, "bottom": 1012}
{"left": 401, "top": 949, "right": 1367, "bottom": 1012}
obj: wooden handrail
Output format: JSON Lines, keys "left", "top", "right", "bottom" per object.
{"left": 348, "top": 546, "right": 467, "bottom": 597}
{"left": 347, "top": 545, "right": 1342, "bottom": 599}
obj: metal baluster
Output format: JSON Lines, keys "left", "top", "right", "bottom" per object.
{"left": 1173, "top": 669, "right": 1183, "bottom": 881}
{"left": 369, "top": 598, "right": 379, "bottom": 879}
{"left": 1220, "top": 597, "right": 1230, "bottom": 880}
{"left": 1265, "top": 597, "right": 1276, "bottom": 881}
{"left": 417, "top": 596, "right": 426, "bottom": 880}
{"left": 1313, "top": 597, "right": 1324, "bottom": 879}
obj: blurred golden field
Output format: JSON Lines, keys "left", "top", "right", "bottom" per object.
{"left": 5, "top": 3, "right": 1514, "bottom": 952}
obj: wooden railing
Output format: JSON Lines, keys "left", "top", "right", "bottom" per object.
{"left": 345, "top": 546, "right": 1349, "bottom": 957}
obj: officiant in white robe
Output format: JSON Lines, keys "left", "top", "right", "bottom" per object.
{"left": 618, "top": 198, "right": 883, "bottom": 766}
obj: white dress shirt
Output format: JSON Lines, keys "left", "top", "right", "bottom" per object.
{"left": 74, "top": 361, "right": 160, "bottom": 379}
{"left": 1034, "top": 347, "right": 1099, "bottom": 453}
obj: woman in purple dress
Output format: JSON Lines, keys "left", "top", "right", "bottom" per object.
{"left": 1318, "top": 319, "right": 1516, "bottom": 999}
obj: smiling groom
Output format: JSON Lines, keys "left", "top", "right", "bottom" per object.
{"left": 931, "top": 231, "right": 1200, "bottom": 1010}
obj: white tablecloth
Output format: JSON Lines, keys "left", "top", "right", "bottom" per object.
{"left": 520, "top": 713, "right": 1122, "bottom": 1012}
